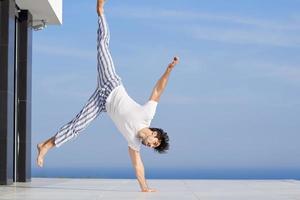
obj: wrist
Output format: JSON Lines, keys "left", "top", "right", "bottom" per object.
{"left": 166, "top": 67, "right": 173, "bottom": 73}
{"left": 140, "top": 183, "right": 149, "bottom": 191}
{"left": 141, "top": 187, "right": 149, "bottom": 192}
{"left": 138, "top": 179, "right": 148, "bottom": 191}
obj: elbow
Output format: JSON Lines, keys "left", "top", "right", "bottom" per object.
{"left": 153, "top": 89, "right": 160, "bottom": 97}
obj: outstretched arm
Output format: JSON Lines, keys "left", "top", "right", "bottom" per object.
{"left": 128, "top": 147, "right": 156, "bottom": 192}
{"left": 149, "top": 56, "right": 179, "bottom": 102}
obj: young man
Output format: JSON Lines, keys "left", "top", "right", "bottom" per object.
{"left": 36, "top": 0, "right": 179, "bottom": 192}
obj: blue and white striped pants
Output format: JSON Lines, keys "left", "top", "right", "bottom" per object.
{"left": 54, "top": 14, "right": 122, "bottom": 147}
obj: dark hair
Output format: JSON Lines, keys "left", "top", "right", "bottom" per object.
{"left": 150, "top": 128, "right": 169, "bottom": 154}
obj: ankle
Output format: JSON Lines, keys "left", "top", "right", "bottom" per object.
{"left": 41, "top": 138, "right": 54, "bottom": 149}
{"left": 98, "top": 8, "right": 104, "bottom": 16}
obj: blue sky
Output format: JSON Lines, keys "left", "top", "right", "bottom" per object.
{"left": 32, "top": 0, "right": 300, "bottom": 178}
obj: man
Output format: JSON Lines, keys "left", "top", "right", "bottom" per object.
{"left": 36, "top": 0, "right": 179, "bottom": 192}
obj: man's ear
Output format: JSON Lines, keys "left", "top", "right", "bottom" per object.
{"left": 152, "top": 131, "right": 158, "bottom": 137}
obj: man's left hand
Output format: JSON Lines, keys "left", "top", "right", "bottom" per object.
{"left": 141, "top": 188, "right": 157, "bottom": 192}
{"left": 168, "top": 56, "right": 180, "bottom": 70}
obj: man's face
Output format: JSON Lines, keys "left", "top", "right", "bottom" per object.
{"left": 143, "top": 131, "right": 160, "bottom": 148}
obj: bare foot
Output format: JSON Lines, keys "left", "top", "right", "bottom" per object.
{"left": 37, "top": 143, "right": 48, "bottom": 167}
{"left": 36, "top": 137, "right": 55, "bottom": 167}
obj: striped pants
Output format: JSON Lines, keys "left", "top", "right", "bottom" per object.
{"left": 54, "top": 14, "right": 122, "bottom": 147}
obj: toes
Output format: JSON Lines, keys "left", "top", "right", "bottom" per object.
{"left": 37, "top": 158, "right": 43, "bottom": 167}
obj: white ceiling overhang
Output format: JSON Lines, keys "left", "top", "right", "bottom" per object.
{"left": 16, "top": 0, "right": 62, "bottom": 25}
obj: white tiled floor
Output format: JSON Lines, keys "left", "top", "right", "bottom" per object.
{"left": 1, "top": 178, "right": 300, "bottom": 200}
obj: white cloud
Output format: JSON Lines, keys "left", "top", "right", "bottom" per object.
{"left": 34, "top": 72, "right": 96, "bottom": 99}
{"left": 191, "top": 27, "right": 300, "bottom": 47}
{"left": 161, "top": 94, "right": 199, "bottom": 105}
{"left": 33, "top": 44, "right": 96, "bottom": 61}
{"left": 110, "top": 6, "right": 300, "bottom": 47}
{"left": 266, "top": 66, "right": 300, "bottom": 82}
{"left": 111, "top": 6, "right": 300, "bottom": 31}
{"left": 227, "top": 59, "right": 300, "bottom": 84}
{"left": 161, "top": 79, "right": 300, "bottom": 107}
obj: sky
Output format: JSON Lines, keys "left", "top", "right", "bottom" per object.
{"left": 32, "top": 0, "right": 300, "bottom": 179}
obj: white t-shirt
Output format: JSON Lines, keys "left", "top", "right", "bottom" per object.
{"left": 105, "top": 84, "right": 158, "bottom": 151}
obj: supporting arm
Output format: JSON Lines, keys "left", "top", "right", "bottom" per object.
{"left": 128, "top": 147, "right": 156, "bottom": 192}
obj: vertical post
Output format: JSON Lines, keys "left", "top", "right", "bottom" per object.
{"left": 16, "top": 9, "right": 32, "bottom": 182}
{"left": 0, "top": 0, "right": 16, "bottom": 185}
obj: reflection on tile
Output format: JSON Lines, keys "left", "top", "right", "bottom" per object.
{"left": 0, "top": 178, "right": 300, "bottom": 200}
